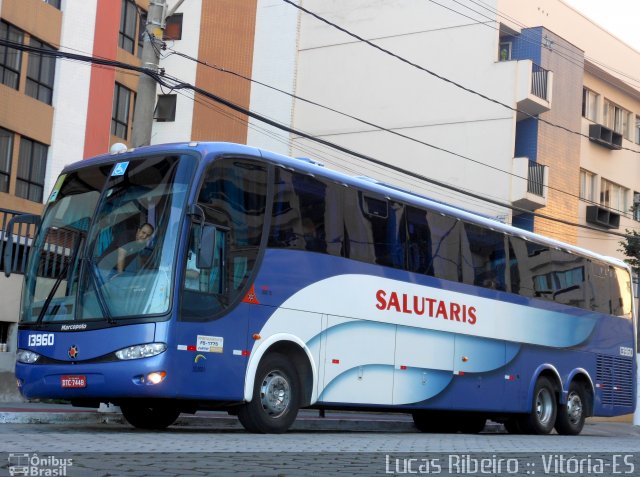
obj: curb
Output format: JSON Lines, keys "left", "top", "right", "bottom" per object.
{"left": 0, "top": 410, "right": 506, "bottom": 433}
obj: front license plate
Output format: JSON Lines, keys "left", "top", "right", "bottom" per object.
{"left": 61, "top": 375, "right": 86, "bottom": 388}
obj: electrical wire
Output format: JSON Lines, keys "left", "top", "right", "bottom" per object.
{"left": 0, "top": 36, "right": 636, "bottom": 241}
{"left": 280, "top": 0, "right": 640, "bottom": 156}
{"left": 165, "top": 46, "right": 634, "bottom": 216}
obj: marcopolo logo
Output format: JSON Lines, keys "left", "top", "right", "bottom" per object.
{"left": 8, "top": 453, "right": 73, "bottom": 476}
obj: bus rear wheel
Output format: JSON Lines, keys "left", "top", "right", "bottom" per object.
{"left": 555, "top": 382, "right": 587, "bottom": 435}
{"left": 120, "top": 403, "right": 181, "bottom": 430}
{"left": 238, "top": 353, "right": 300, "bottom": 434}
{"left": 520, "top": 377, "right": 557, "bottom": 434}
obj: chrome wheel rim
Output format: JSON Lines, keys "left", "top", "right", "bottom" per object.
{"left": 536, "top": 387, "right": 554, "bottom": 425}
{"left": 565, "top": 391, "right": 583, "bottom": 425}
{"left": 260, "top": 370, "right": 290, "bottom": 418}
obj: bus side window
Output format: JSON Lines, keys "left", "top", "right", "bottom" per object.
{"left": 464, "top": 223, "right": 507, "bottom": 291}
{"left": 610, "top": 267, "right": 633, "bottom": 318}
{"left": 550, "top": 250, "right": 587, "bottom": 309}
{"left": 269, "top": 169, "right": 344, "bottom": 256}
{"left": 182, "top": 158, "right": 267, "bottom": 320}
{"left": 406, "top": 206, "right": 433, "bottom": 275}
{"left": 427, "top": 213, "right": 465, "bottom": 283}
{"left": 588, "top": 261, "right": 612, "bottom": 314}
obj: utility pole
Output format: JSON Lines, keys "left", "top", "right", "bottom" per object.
{"left": 131, "top": 0, "right": 185, "bottom": 147}
{"left": 131, "top": 0, "right": 166, "bottom": 148}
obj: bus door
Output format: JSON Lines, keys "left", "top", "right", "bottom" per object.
{"left": 175, "top": 157, "right": 269, "bottom": 401}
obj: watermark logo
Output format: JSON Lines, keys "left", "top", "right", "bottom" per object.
{"left": 8, "top": 453, "right": 72, "bottom": 476}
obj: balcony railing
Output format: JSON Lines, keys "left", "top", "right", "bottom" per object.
{"left": 0, "top": 208, "right": 36, "bottom": 275}
{"left": 530, "top": 63, "right": 549, "bottom": 101}
{"left": 527, "top": 161, "right": 546, "bottom": 197}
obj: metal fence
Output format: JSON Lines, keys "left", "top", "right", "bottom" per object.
{"left": 527, "top": 161, "right": 546, "bottom": 197}
{"left": 530, "top": 63, "right": 549, "bottom": 101}
{"left": 1, "top": 208, "right": 81, "bottom": 278}
{"left": 0, "top": 208, "right": 36, "bottom": 275}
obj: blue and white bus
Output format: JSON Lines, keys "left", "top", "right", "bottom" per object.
{"left": 7, "top": 142, "right": 637, "bottom": 434}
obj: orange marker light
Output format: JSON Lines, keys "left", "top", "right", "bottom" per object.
{"left": 252, "top": 334, "right": 261, "bottom": 340}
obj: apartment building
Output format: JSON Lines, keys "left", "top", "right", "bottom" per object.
{"left": 498, "top": 0, "right": 640, "bottom": 258}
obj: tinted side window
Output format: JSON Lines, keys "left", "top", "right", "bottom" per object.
{"left": 269, "top": 168, "right": 344, "bottom": 256}
{"left": 549, "top": 250, "right": 587, "bottom": 309}
{"left": 342, "top": 190, "right": 404, "bottom": 268}
{"left": 427, "top": 213, "right": 469, "bottom": 282}
{"left": 589, "top": 261, "right": 612, "bottom": 315}
{"left": 464, "top": 223, "right": 507, "bottom": 291}
{"left": 183, "top": 158, "right": 268, "bottom": 320}
{"left": 406, "top": 206, "right": 433, "bottom": 275}
{"left": 611, "top": 267, "right": 633, "bottom": 318}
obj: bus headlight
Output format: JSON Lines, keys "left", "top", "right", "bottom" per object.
{"left": 16, "top": 349, "right": 40, "bottom": 364}
{"left": 115, "top": 343, "right": 167, "bottom": 360}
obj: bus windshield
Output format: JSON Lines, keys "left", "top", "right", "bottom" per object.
{"left": 20, "top": 153, "right": 196, "bottom": 324}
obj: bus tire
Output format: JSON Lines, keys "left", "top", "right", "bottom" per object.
{"left": 520, "top": 377, "right": 557, "bottom": 434}
{"left": 238, "top": 353, "right": 300, "bottom": 434}
{"left": 554, "top": 382, "right": 587, "bottom": 435}
{"left": 120, "top": 403, "right": 181, "bottom": 430}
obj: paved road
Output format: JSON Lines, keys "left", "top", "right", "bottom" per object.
{"left": 0, "top": 420, "right": 639, "bottom": 476}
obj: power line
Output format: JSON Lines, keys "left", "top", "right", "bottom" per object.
{"left": 431, "top": 0, "right": 640, "bottom": 92}
{"left": 469, "top": 0, "right": 640, "bottom": 88}
{"left": 0, "top": 37, "right": 635, "bottom": 241}
{"left": 178, "top": 85, "right": 630, "bottom": 242}
{"left": 165, "top": 46, "right": 632, "bottom": 215}
{"left": 281, "top": 0, "right": 640, "bottom": 155}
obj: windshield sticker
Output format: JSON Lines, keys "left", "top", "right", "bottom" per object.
{"left": 196, "top": 335, "right": 223, "bottom": 353}
{"left": 111, "top": 162, "right": 129, "bottom": 177}
{"left": 48, "top": 174, "right": 66, "bottom": 203}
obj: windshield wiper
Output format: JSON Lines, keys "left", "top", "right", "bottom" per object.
{"left": 36, "top": 231, "right": 84, "bottom": 325}
{"left": 35, "top": 260, "right": 71, "bottom": 325}
{"left": 86, "top": 256, "right": 116, "bottom": 325}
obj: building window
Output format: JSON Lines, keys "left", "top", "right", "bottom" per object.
{"left": 633, "top": 192, "right": 640, "bottom": 222}
{"left": 16, "top": 138, "right": 47, "bottom": 203}
{"left": 119, "top": 0, "right": 138, "bottom": 55}
{"left": 111, "top": 83, "right": 133, "bottom": 140}
{"left": 164, "top": 14, "right": 183, "bottom": 41}
{"left": 635, "top": 115, "right": 640, "bottom": 145}
{"left": 44, "top": 0, "right": 61, "bottom": 9}
{"left": 579, "top": 169, "right": 596, "bottom": 202}
{"left": 26, "top": 38, "right": 56, "bottom": 105}
{"left": 603, "top": 99, "right": 631, "bottom": 138}
{"left": 137, "top": 11, "right": 147, "bottom": 59}
{"left": 0, "top": 128, "right": 13, "bottom": 194}
{"left": 600, "top": 178, "right": 628, "bottom": 214}
{"left": 154, "top": 94, "right": 177, "bottom": 122}
{"left": 498, "top": 41, "right": 512, "bottom": 61}
{"left": 0, "top": 21, "right": 24, "bottom": 90}
{"left": 581, "top": 88, "right": 598, "bottom": 122}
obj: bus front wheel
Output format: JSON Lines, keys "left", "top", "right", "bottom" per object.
{"left": 120, "top": 403, "right": 181, "bottom": 430}
{"left": 554, "top": 382, "right": 587, "bottom": 435}
{"left": 520, "top": 377, "right": 557, "bottom": 434}
{"left": 238, "top": 353, "right": 300, "bottom": 433}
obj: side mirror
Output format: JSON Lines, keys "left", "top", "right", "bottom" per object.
{"left": 197, "top": 224, "right": 217, "bottom": 269}
{"left": 3, "top": 214, "right": 41, "bottom": 277}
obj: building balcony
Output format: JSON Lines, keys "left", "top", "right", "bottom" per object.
{"left": 511, "top": 157, "right": 548, "bottom": 210}
{"left": 515, "top": 60, "right": 552, "bottom": 121}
